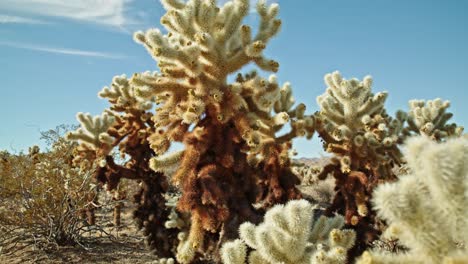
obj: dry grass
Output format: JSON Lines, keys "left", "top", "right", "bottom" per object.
{"left": 0, "top": 204, "right": 158, "bottom": 264}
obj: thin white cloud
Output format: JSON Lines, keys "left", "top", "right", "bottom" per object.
{"left": 0, "top": 14, "right": 49, "bottom": 24}
{"left": 0, "top": 41, "right": 127, "bottom": 59}
{"left": 0, "top": 0, "right": 136, "bottom": 27}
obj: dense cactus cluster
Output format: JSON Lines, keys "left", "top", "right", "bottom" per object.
{"left": 221, "top": 199, "right": 356, "bottom": 264}
{"left": 400, "top": 98, "right": 464, "bottom": 141}
{"left": 316, "top": 71, "right": 404, "bottom": 179}
{"left": 130, "top": 0, "right": 319, "bottom": 261}
{"left": 310, "top": 71, "right": 406, "bottom": 256}
{"left": 20, "top": 0, "right": 464, "bottom": 263}
{"left": 358, "top": 136, "right": 468, "bottom": 264}
{"left": 308, "top": 70, "right": 465, "bottom": 258}
{"left": 67, "top": 0, "right": 315, "bottom": 262}
{"left": 67, "top": 81, "right": 179, "bottom": 256}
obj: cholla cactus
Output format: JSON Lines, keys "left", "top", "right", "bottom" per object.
{"left": 131, "top": 0, "right": 315, "bottom": 261}
{"left": 313, "top": 71, "right": 404, "bottom": 256}
{"left": 68, "top": 77, "right": 179, "bottom": 258}
{"left": 68, "top": 0, "right": 314, "bottom": 261}
{"left": 150, "top": 258, "right": 176, "bottom": 264}
{"left": 221, "top": 199, "right": 356, "bottom": 264}
{"left": 400, "top": 98, "right": 464, "bottom": 140}
{"left": 98, "top": 74, "right": 153, "bottom": 112}
{"left": 161, "top": 192, "right": 198, "bottom": 262}
{"left": 149, "top": 259, "right": 176, "bottom": 264}
{"left": 357, "top": 136, "right": 468, "bottom": 264}
{"left": 316, "top": 71, "right": 403, "bottom": 178}
{"left": 66, "top": 112, "right": 116, "bottom": 154}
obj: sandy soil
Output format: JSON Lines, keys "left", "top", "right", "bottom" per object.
{"left": 0, "top": 206, "right": 160, "bottom": 264}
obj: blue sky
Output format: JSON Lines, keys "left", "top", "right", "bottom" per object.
{"left": 1, "top": 0, "right": 467, "bottom": 157}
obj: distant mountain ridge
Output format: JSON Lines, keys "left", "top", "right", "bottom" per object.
{"left": 293, "top": 157, "right": 331, "bottom": 167}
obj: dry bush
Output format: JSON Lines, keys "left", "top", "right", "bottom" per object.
{"left": 0, "top": 126, "right": 99, "bottom": 255}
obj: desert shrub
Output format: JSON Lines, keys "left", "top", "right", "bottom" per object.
{"left": 0, "top": 126, "right": 97, "bottom": 254}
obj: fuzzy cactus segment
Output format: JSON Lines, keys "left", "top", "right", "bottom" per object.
{"left": 221, "top": 199, "right": 356, "bottom": 264}
{"left": 66, "top": 112, "right": 116, "bottom": 154}
{"left": 357, "top": 136, "right": 468, "bottom": 264}
{"left": 98, "top": 74, "right": 153, "bottom": 112}
{"left": 400, "top": 98, "right": 464, "bottom": 140}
